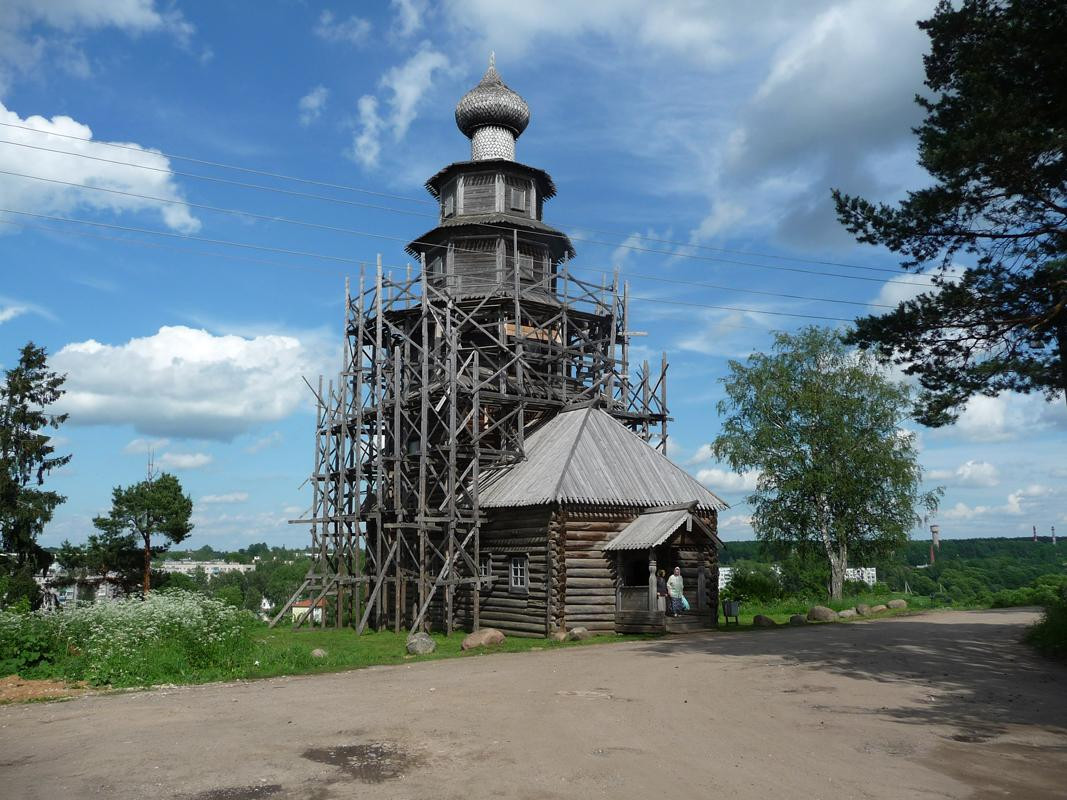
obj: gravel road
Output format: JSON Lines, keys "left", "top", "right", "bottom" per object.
{"left": 2, "top": 608, "right": 1064, "bottom": 800}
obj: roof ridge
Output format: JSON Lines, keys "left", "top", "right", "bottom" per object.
{"left": 587, "top": 408, "right": 729, "bottom": 509}
{"left": 548, "top": 406, "right": 593, "bottom": 502}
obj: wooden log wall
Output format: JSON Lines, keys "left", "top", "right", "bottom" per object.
{"left": 556, "top": 505, "right": 633, "bottom": 634}
{"left": 475, "top": 507, "right": 553, "bottom": 637}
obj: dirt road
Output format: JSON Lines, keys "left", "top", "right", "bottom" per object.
{"left": 1, "top": 608, "right": 1064, "bottom": 800}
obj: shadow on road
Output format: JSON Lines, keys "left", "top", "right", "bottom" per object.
{"left": 633, "top": 610, "right": 1067, "bottom": 740}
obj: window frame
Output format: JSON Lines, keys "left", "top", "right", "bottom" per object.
{"left": 443, "top": 193, "right": 455, "bottom": 218}
{"left": 509, "top": 554, "right": 529, "bottom": 595}
{"left": 509, "top": 186, "right": 527, "bottom": 212}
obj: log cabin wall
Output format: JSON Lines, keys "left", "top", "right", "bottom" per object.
{"left": 558, "top": 504, "right": 721, "bottom": 633}
{"left": 477, "top": 506, "right": 553, "bottom": 637}
{"left": 557, "top": 505, "right": 632, "bottom": 634}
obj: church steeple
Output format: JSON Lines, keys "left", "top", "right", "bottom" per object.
{"left": 454, "top": 53, "right": 530, "bottom": 161}
{"left": 406, "top": 54, "right": 573, "bottom": 297}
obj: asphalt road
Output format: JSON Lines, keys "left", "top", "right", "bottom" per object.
{"left": 2, "top": 608, "right": 1064, "bottom": 800}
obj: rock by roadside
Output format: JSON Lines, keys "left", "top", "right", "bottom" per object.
{"left": 461, "top": 628, "right": 506, "bottom": 650}
{"left": 807, "top": 605, "right": 838, "bottom": 622}
{"left": 406, "top": 632, "right": 436, "bottom": 655}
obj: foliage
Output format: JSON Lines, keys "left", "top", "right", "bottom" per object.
{"left": 713, "top": 327, "right": 940, "bottom": 599}
{"left": 723, "top": 561, "right": 782, "bottom": 604}
{"left": 833, "top": 0, "right": 1067, "bottom": 425}
{"left": 0, "top": 343, "right": 70, "bottom": 600}
{"left": 991, "top": 574, "right": 1067, "bottom": 608}
{"left": 93, "top": 473, "right": 193, "bottom": 594}
{"left": 0, "top": 590, "right": 257, "bottom": 686}
{"left": 0, "top": 592, "right": 645, "bottom": 688}
{"left": 1025, "top": 587, "right": 1067, "bottom": 661}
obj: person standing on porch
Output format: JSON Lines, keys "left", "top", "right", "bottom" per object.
{"left": 656, "top": 569, "right": 670, "bottom": 616}
{"left": 667, "top": 567, "right": 684, "bottom": 614}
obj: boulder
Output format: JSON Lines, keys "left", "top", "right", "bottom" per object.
{"left": 752, "top": 614, "right": 778, "bottom": 627}
{"left": 461, "top": 627, "right": 506, "bottom": 651}
{"left": 567, "top": 626, "right": 593, "bottom": 641}
{"left": 310, "top": 648, "right": 328, "bottom": 660}
{"left": 887, "top": 599, "right": 908, "bottom": 610}
{"left": 871, "top": 604, "right": 888, "bottom": 613}
{"left": 406, "top": 632, "right": 436, "bottom": 655}
{"left": 807, "top": 605, "right": 838, "bottom": 622}
{"left": 550, "top": 631, "right": 569, "bottom": 642}
{"left": 855, "top": 603, "right": 873, "bottom": 616}
{"left": 788, "top": 614, "right": 806, "bottom": 626}
{"left": 838, "top": 608, "right": 857, "bottom": 619}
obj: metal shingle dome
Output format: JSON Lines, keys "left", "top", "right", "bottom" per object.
{"left": 455, "top": 53, "right": 530, "bottom": 139}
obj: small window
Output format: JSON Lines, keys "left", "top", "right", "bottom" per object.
{"left": 479, "top": 554, "right": 492, "bottom": 580}
{"left": 430, "top": 256, "right": 443, "bottom": 275}
{"left": 443, "top": 194, "right": 455, "bottom": 217}
{"left": 509, "top": 187, "right": 527, "bottom": 212}
{"left": 509, "top": 555, "right": 528, "bottom": 594}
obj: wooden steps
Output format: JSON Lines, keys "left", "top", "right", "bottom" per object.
{"left": 615, "top": 610, "right": 716, "bottom": 634}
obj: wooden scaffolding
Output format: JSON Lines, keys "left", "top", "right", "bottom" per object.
{"left": 272, "top": 252, "right": 668, "bottom": 634}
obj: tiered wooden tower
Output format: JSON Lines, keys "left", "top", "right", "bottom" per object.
{"left": 275, "top": 56, "right": 670, "bottom": 633}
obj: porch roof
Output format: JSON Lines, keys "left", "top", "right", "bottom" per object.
{"left": 603, "top": 506, "right": 723, "bottom": 552}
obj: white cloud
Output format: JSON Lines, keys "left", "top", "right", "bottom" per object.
{"left": 157, "top": 451, "right": 212, "bottom": 470}
{"left": 313, "top": 10, "right": 371, "bottom": 45}
{"left": 0, "top": 102, "right": 200, "bottom": 234}
{"left": 718, "top": 513, "right": 754, "bottom": 532}
{"left": 928, "top": 460, "right": 1000, "bottom": 489}
{"left": 245, "top": 431, "right": 283, "bottom": 454}
{"left": 52, "top": 325, "right": 331, "bottom": 440}
{"left": 351, "top": 45, "right": 452, "bottom": 168}
{"left": 122, "top": 437, "right": 170, "bottom": 455}
{"left": 298, "top": 86, "right": 329, "bottom": 126}
{"left": 200, "top": 492, "right": 248, "bottom": 505}
{"left": 391, "top": 0, "right": 429, "bottom": 38}
{"left": 947, "top": 392, "right": 1067, "bottom": 443}
{"left": 0, "top": 0, "right": 194, "bottom": 93}
{"left": 441, "top": 0, "right": 775, "bottom": 66}
{"left": 0, "top": 305, "right": 27, "bottom": 324}
{"left": 686, "top": 443, "right": 715, "bottom": 466}
{"left": 695, "top": 467, "right": 760, "bottom": 493}
{"left": 941, "top": 484, "right": 1054, "bottom": 521}
{"left": 700, "top": 0, "right": 934, "bottom": 247}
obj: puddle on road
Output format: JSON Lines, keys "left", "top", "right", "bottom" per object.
{"left": 302, "top": 742, "right": 420, "bottom": 783}
{"left": 191, "top": 785, "right": 283, "bottom": 800}
{"left": 949, "top": 731, "right": 995, "bottom": 743}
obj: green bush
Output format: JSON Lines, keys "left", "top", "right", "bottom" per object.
{"left": 724, "top": 562, "right": 783, "bottom": 603}
{"left": 1025, "top": 587, "right": 1067, "bottom": 661}
{"left": 992, "top": 574, "right": 1067, "bottom": 608}
{"left": 0, "top": 590, "right": 258, "bottom": 686}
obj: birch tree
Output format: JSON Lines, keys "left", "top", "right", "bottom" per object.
{"left": 712, "top": 328, "right": 940, "bottom": 599}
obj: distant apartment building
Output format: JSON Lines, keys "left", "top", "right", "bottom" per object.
{"left": 157, "top": 560, "right": 256, "bottom": 578}
{"left": 718, "top": 564, "right": 877, "bottom": 591}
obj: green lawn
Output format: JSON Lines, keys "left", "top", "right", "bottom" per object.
{"left": 216, "top": 626, "right": 655, "bottom": 684}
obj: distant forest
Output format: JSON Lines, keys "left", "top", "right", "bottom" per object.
{"left": 721, "top": 537, "right": 1066, "bottom": 606}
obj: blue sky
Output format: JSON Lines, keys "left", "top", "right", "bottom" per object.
{"left": 0, "top": 1, "right": 1063, "bottom": 550}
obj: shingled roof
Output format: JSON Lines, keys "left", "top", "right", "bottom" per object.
{"left": 478, "top": 406, "right": 728, "bottom": 511}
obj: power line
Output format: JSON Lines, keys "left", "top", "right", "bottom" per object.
{"left": 0, "top": 169, "right": 896, "bottom": 308}
{"left": 0, "top": 119, "right": 911, "bottom": 274}
{"left": 0, "top": 136, "right": 928, "bottom": 283}
{"left": 0, "top": 217, "right": 799, "bottom": 337}
{"left": 0, "top": 208, "right": 857, "bottom": 323}
{"left": 0, "top": 120, "right": 433, "bottom": 205}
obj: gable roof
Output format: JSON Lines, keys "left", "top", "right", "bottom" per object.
{"left": 478, "top": 407, "right": 728, "bottom": 511}
{"left": 604, "top": 506, "right": 724, "bottom": 551}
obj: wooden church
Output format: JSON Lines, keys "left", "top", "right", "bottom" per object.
{"left": 281, "top": 56, "right": 727, "bottom": 637}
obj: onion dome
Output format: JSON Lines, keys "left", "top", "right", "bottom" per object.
{"left": 455, "top": 53, "right": 530, "bottom": 139}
